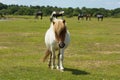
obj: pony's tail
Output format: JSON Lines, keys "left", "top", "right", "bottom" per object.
{"left": 43, "top": 49, "right": 51, "bottom": 62}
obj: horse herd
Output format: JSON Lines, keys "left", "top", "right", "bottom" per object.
{"left": 0, "top": 11, "right": 104, "bottom": 21}
{"left": 35, "top": 11, "right": 104, "bottom": 21}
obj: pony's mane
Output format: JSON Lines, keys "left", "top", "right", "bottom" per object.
{"left": 52, "top": 19, "right": 66, "bottom": 42}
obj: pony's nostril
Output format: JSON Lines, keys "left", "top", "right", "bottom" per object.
{"left": 59, "top": 42, "right": 65, "bottom": 48}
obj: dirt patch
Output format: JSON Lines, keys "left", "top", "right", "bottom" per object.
{"left": 0, "top": 19, "right": 8, "bottom": 21}
{"left": 0, "top": 46, "right": 8, "bottom": 49}
{"left": 96, "top": 51, "right": 120, "bottom": 54}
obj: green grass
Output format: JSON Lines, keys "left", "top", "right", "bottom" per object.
{"left": 0, "top": 16, "right": 120, "bottom": 80}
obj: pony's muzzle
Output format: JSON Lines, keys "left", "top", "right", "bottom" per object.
{"left": 59, "top": 42, "right": 65, "bottom": 48}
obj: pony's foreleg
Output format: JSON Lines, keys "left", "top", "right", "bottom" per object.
{"left": 57, "top": 51, "right": 60, "bottom": 69}
{"left": 51, "top": 49, "right": 56, "bottom": 69}
{"left": 59, "top": 49, "right": 64, "bottom": 71}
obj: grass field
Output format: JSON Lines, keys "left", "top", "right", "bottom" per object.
{"left": 0, "top": 16, "right": 120, "bottom": 80}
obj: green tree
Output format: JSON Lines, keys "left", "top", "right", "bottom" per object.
{"left": 65, "top": 7, "right": 74, "bottom": 17}
{"left": 0, "top": 3, "right": 7, "bottom": 10}
{"left": 7, "top": 5, "right": 19, "bottom": 14}
{"left": 73, "top": 7, "right": 81, "bottom": 16}
{"left": 0, "top": 2, "right": 120, "bottom": 17}
{"left": 112, "top": 8, "right": 120, "bottom": 17}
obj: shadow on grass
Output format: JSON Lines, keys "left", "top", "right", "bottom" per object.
{"left": 65, "top": 67, "right": 90, "bottom": 75}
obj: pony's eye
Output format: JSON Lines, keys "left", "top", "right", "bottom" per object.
{"left": 63, "top": 20, "right": 65, "bottom": 23}
{"left": 53, "top": 21, "right": 55, "bottom": 24}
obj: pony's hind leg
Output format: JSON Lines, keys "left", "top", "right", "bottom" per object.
{"left": 48, "top": 53, "right": 52, "bottom": 68}
{"left": 43, "top": 49, "right": 52, "bottom": 68}
{"left": 47, "top": 50, "right": 56, "bottom": 69}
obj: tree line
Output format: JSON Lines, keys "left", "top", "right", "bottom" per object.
{"left": 0, "top": 2, "right": 120, "bottom": 18}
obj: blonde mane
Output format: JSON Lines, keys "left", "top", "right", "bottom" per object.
{"left": 53, "top": 19, "right": 66, "bottom": 42}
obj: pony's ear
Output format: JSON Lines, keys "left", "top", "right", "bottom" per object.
{"left": 63, "top": 19, "right": 65, "bottom": 24}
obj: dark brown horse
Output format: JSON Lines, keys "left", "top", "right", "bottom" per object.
{"left": 0, "top": 13, "right": 6, "bottom": 19}
{"left": 85, "top": 14, "right": 91, "bottom": 21}
{"left": 78, "top": 14, "right": 84, "bottom": 20}
{"left": 97, "top": 14, "right": 104, "bottom": 21}
{"left": 50, "top": 11, "right": 64, "bottom": 22}
{"left": 78, "top": 14, "right": 91, "bottom": 21}
{"left": 35, "top": 11, "right": 43, "bottom": 19}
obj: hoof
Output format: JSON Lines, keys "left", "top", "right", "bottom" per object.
{"left": 50, "top": 66, "right": 55, "bottom": 70}
{"left": 56, "top": 66, "right": 60, "bottom": 70}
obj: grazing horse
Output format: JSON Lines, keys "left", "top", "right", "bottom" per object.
{"left": 85, "top": 14, "right": 91, "bottom": 21}
{"left": 97, "top": 14, "right": 103, "bottom": 21}
{"left": 35, "top": 11, "right": 43, "bottom": 19}
{"left": 78, "top": 14, "right": 91, "bottom": 21}
{"left": 0, "top": 13, "right": 6, "bottom": 19}
{"left": 78, "top": 14, "right": 84, "bottom": 20}
{"left": 50, "top": 11, "right": 64, "bottom": 22}
{"left": 43, "top": 19, "right": 70, "bottom": 71}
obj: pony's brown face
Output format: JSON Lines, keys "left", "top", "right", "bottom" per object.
{"left": 53, "top": 19, "right": 66, "bottom": 48}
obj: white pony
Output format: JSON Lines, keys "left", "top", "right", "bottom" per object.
{"left": 43, "top": 18, "right": 70, "bottom": 71}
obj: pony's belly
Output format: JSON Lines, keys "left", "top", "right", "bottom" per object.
{"left": 46, "top": 41, "right": 59, "bottom": 50}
